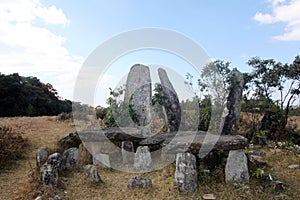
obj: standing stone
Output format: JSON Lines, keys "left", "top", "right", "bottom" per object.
{"left": 127, "top": 176, "right": 152, "bottom": 189}
{"left": 122, "top": 141, "right": 134, "bottom": 165}
{"left": 79, "top": 144, "right": 93, "bottom": 166}
{"left": 225, "top": 150, "right": 249, "bottom": 184}
{"left": 124, "top": 64, "right": 152, "bottom": 136}
{"left": 134, "top": 146, "right": 154, "bottom": 172}
{"left": 62, "top": 147, "right": 79, "bottom": 170}
{"left": 83, "top": 164, "right": 101, "bottom": 183}
{"left": 93, "top": 153, "right": 111, "bottom": 168}
{"left": 41, "top": 163, "right": 59, "bottom": 187}
{"left": 174, "top": 152, "right": 198, "bottom": 192}
{"left": 36, "top": 147, "right": 49, "bottom": 168}
{"left": 158, "top": 68, "right": 181, "bottom": 132}
{"left": 221, "top": 68, "right": 244, "bottom": 135}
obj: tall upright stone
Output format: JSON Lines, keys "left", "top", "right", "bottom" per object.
{"left": 158, "top": 68, "right": 181, "bottom": 132}
{"left": 221, "top": 68, "right": 244, "bottom": 135}
{"left": 174, "top": 152, "right": 198, "bottom": 192}
{"left": 124, "top": 64, "right": 152, "bottom": 136}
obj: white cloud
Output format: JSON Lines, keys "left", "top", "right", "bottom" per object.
{"left": 253, "top": 0, "right": 300, "bottom": 41}
{"left": 0, "top": 0, "right": 80, "bottom": 100}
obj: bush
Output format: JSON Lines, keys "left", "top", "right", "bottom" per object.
{"left": 0, "top": 125, "right": 28, "bottom": 166}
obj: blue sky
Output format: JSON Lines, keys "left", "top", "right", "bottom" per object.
{"left": 0, "top": 0, "right": 299, "bottom": 106}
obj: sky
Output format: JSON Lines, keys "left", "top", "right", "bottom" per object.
{"left": 0, "top": 0, "right": 300, "bottom": 106}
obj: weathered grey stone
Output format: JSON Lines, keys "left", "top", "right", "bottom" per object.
{"left": 83, "top": 164, "right": 101, "bottom": 183}
{"left": 134, "top": 146, "right": 154, "bottom": 172}
{"left": 160, "top": 148, "right": 176, "bottom": 164}
{"left": 221, "top": 68, "right": 244, "bottom": 135}
{"left": 174, "top": 152, "right": 198, "bottom": 192}
{"left": 57, "top": 131, "right": 81, "bottom": 152}
{"left": 158, "top": 68, "right": 181, "bottom": 132}
{"left": 127, "top": 176, "right": 152, "bottom": 189}
{"left": 121, "top": 141, "right": 134, "bottom": 165}
{"left": 93, "top": 153, "right": 111, "bottom": 168}
{"left": 225, "top": 150, "right": 249, "bottom": 184}
{"left": 62, "top": 147, "right": 79, "bottom": 170}
{"left": 124, "top": 64, "right": 152, "bottom": 136}
{"left": 79, "top": 143, "right": 93, "bottom": 166}
{"left": 36, "top": 147, "right": 49, "bottom": 168}
{"left": 47, "top": 153, "right": 62, "bottom": 173}
{"left": 41, "top": 163, "right": 59, "bottom": 187}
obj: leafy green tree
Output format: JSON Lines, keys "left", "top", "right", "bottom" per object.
{"left": 247, "top": 56, "right": 300, "bottom": 129}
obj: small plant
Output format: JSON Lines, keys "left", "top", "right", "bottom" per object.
{"left": 252, "top": 168, "right": 265, "bottom": 179}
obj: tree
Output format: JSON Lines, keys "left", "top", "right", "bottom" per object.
{"left": 247, "top": 56, "right": 300, "bottom": 129}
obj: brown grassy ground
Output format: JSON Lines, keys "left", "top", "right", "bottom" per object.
{"left": 0, "top": 116, "right": 299, "bottom": 200}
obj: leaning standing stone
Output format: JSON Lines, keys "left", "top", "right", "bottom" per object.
{"left": 36, "top": 147, "right": 49, "bottom": 168}
{"left": 174, "top": 152, "right": 198, "bottom": 192}
{"left": 83, "top": 164, "right": 101, "bottom": 183}
{"left": 225, "top": 150, "right": 249, "bottom": 183}
{"left": 158, "top": 68, "right": 181, "bottom": 132}
{"left": 133, "top": 146, "right": 154, "bottom": 172}
{"left": 221, "top": 68, "right": 244, "bottom": 135}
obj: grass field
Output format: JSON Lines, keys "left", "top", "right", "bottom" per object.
{"left": 0, "top": 116, "right": 299, "bottom": 200}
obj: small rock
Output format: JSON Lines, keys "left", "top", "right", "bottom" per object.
{"left": 53, "top": 195, "right": 65, "bottom": 200}
{"left": 127, "top": 176, "right": 152, "bottom": 189}
{"left": 203, "top": 194, "right": 216, "bottom": 200}
{"left": 251, "top": 150, "right": 267, "bottom": 157}
{"left": 288, "top": 164, "right": 299, "bottom": 169}
{"left": 36, "top": 147, "right": 49, "bottom": 168}
{"left": 249, "top": 155, "right": 267, "bottom": 165}
{"left": 273, "top": 181, "right": 284, "bottom": 192}
{"left": 83, "top": 164, "right": 101, "bottom": 183}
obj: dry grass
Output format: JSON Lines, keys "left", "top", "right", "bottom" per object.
{"left": 0, "top": 116, "right": 299, "bottom": 200}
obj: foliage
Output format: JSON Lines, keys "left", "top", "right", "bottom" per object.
{"left": 0, "top": 73, "right": 72, "bottom": 117}
{"left": 0, "top": 125, "right": 28, "bottom": 167}
{"left": 184, "top": 60, "right": 234, "bottom": 131}
{"left": 241, "top": 56, "right": 300, "bottom": 143}
{"left": 247, "top": 56, "right": 300, "bottom": 129}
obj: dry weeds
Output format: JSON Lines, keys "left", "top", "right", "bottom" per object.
{"left": 0, "top": 116, "right": 299, "bottom": 200}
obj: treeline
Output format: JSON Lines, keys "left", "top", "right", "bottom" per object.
{"left": 0, "top": 73, "right": 72, "bottom": 117}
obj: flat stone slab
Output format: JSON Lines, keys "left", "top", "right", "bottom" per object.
{"left": 79, "top": 129, "right": 248, "bottom": 154}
